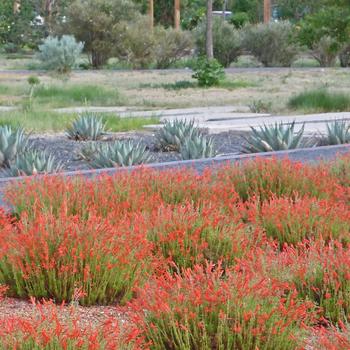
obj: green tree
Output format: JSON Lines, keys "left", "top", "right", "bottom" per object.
{"left": 297, "top": 6, "right": 350, "bottom": 66}
{"left": 61, "top": 0, "right": 139, "bottom": 68}
{"left": 0, "top": 0, "right": 43, "bottom": 50}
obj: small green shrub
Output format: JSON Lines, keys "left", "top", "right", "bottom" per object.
{"left": 194, "top": 18, "right": 241, "bottom": 67}
{"left": 229, "top": 12, "right": 250, "bottom": 28}
{"left": 82, "top": 140, "right": 151, "bottom": 168}
{"left": 288, "top": 89, "right": 350, "bottom": 112}
{"left": 242, "top": 21, "right": 298, "bottom": 67}
{"left": 242, "top": 121, "right": 305, "bottom": 153}
{"left": 5, "top": 149, "right": 63, "bottom": 177}
{"left": 180, "top": 134, "right": 216, "bottom": 160}
{"left": 66, "top": 114, "right": 106, "bottom": 141}
{"left": 192, "top": 58, "right": 225, "bottom": 87}
{"left": 248, "top": 99, "right": 272, "bottom": 113}
{"left": 156, "top": 119, "right": 200, "bottom": 151}
{"left": 36, "top": 35, "right": 84, "bottom": 73}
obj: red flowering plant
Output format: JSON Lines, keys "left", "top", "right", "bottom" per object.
{"left": 128, "top": 263, "right": 316, "bottom": 350}
{"left": 312, "top": 322, "right": 350, "bottom": 350}
{"left": 215, "top": 158, "right": 337, "bottom": 203}
{"left": 140, "top": 200, "right": 257, "bottom": 270}
{"left": 0, "top": 211, "right": 153, "bottom": 305}
{"left": 251, "top": 196, "right": 350, "bottom": 247}
{"left": 240, "top": 241, "right": 350, "bottom": 324}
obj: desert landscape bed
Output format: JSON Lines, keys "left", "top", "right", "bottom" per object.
{"left": 0, "top": 156, "right": 350, "bottom": 348}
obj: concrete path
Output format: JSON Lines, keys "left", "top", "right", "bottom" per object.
{"left": 3, "top": 103, "right": 350, "bottom": 135}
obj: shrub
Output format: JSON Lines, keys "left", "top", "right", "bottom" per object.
{"left": 36, "top": 35, "right": 84, "bottom": 73}
{"left": 288, "top": 89, "right": 350, "bottom": 112}
{"left": 115, "top": 16, "right": 156, "bottom": 69}
{"left": 0, "top": 213, "right": 152, "bottom": 305}
{"left": 129, "top": 264, "right": 315, "bottom": 350}
{"left": 143, "top": 202, "right": 251, "bottom": 270}
{"left": 256, "top": 241, "right": 350, "bottom": 324}
{"left": 66, "top": 113, "right": 106, "bottom": 141}
{"left": 296, "top": 6, "right": 350, "bottom": 67}
{"left": 242, "top": 121, "right": 305, "bottom": 153}
{"left": 5, "top": 149, "right": 63, "bottom": 177}
{"left": 340, "top": 43, "right": 350, "bottom": 67}
{"left": 61, "top": 0, "right": 138, "bottom": 68}
{"left": 242, "top": 21, "right": 298, "bottom": 67}
{"left": 192, "top": 58, "right": 225, "bottom": 87}
{"left": 310, "top": 35, "right": 340, "bottom": 67}
{"left": 154, "top": 27, "right": 194, "bottom": 69}
{"left": 229, "top": 12, "right": 250, "bottom": 28}
{"left": 215, "top": 158, "right": 336, "bottom": 203}
{"left": 194, "top": 17, "right": 241, "bottom": 67}
{"left": 255, "top": 197, "right": 350, "bottom": 247}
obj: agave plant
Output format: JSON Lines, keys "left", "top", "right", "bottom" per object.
{"left": 324, "top": 120, "right": 350, "bottom": 145}
{"left": 5, "top": 149, "right": 63, "bottom": 177}
{"left": 156, "top": 119, "right": 200, "bottom": 151}
{"left": 0, "top": 125, "right": 28, "bottom": 167}
{"left": 242, "top": 121, "right": 305, "bottom": 153}
{"left": 180, "top": 134, "right": 216, "bottom": 160}
{"left": 82, "top": 140, "right": 151, "bottom": 168}
{"left": 66, "top": 113, "right": 106, "bottom": 141}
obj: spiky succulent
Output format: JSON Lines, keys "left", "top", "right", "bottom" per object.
{"left": 324, "top": 120, "right": 350, "bottom": 145}
{"left": 156, "top": 119, "right": 200, "bottom": 151}
{"left": 242, "top": 121, "right": 305, "bottom": 153}
{"left": 66, "top": 113, "right": 106, "bottom": 141}
{"left": 0, "top": 125, "right": 28, "bottom": 167}
{"left": 180, "top": 134, "right": 216, "bottom": 160}
{"left": 82, "top": 140, "right": 151, "bottom": 168}
{"left": 5, "top": 149, "right": 63, "bottom": 177}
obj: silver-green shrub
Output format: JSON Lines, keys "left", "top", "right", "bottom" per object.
{"left": 242, "top": 21, "right": 298, "bottom": 67}
{"left": 37, "top": 35, "right": 84, "bottom": 73}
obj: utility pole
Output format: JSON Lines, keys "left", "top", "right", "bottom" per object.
{"left": 264, "top": 0, "right": 271, "bottom": 23}
{"left": 149, "top": 0, "right": 154, "bottom": 28}
{"left": 13, "top": 0, "right": 21, "bottom": 14}
{"left": 174, "top": 0, "right": 180, "bottom": 29}
{"left": 206, "top": 0, "right": 213, "bottom": 59}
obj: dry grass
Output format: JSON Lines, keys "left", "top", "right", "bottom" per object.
{"left": 0, "top": 68, "right": 350, "bottom": 113}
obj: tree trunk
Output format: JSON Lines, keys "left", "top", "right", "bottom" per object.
{"left": 149, "top": 0, "right": 154, "bottom": 28}
{"left": 264, "top": 0, "right": 271, "bottom": 23}
{"left": 174, "top": 0, "right": 180, "bottom": 29}
{"left": 206, "top": 0, "right": 213, "bottom": 59}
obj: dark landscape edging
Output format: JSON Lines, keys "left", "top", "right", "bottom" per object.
{"left": 1, "top": 143, "right": 350, "bottom": 210}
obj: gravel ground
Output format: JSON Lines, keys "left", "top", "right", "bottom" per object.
{"left": 8, "top": 130, "right": 249, "bottom": 175}
{"left": 0, "top": 297, "right": 125, "bottom": 329}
